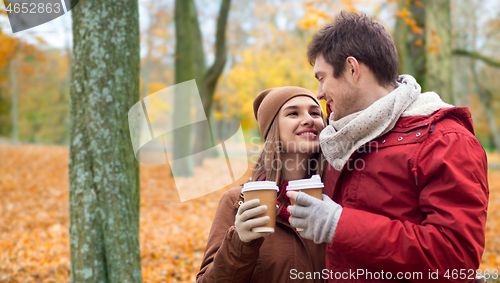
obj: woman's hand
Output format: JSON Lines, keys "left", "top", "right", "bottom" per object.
{"left": 235, "top": 199, "right": 271, "bottom": 243}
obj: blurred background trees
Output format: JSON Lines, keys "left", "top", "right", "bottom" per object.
{"left": 2, "top": 1, "right": 500, "bottom": 281}
{"left": 0, "top": 29, "right": 69, "bottom": 144}
{"left": 1, "top": 0, "right": 500, "bottom": 151}
{"left": 172, "top": 0, "right": 231, "bottom": 176}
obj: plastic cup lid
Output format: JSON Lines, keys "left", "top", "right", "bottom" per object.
{"left": 242, "top": 181, "right": 279, "bottom": 192}
{"left": 286, "top": 175, "right": 324, "bottom": 191}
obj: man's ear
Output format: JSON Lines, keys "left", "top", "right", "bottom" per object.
{"left": 345, "top": 56, "right": 360, "bottom": 83}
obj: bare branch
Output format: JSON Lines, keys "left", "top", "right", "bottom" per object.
{"left": 453, "top": 49, "right": 500, "bottom": 68}
{"left": 203, "top": 0, "right": 231, "bottom": 117}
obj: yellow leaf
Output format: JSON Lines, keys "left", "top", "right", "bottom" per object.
{"left": 36, "top": 37, "right": 46, "bottom": 45}
{"left": 412, "top": 26, "right": 423, "bottom": 35}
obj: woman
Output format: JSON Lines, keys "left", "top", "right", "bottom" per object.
{"left": 197, "top": 86, "right": 327, "bottom": 283}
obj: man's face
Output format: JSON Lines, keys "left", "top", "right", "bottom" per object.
{"left": 314, "top": 54, "right": 359, "bottom": 121}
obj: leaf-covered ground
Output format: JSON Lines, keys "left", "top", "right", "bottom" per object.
{"left": 0, "top": 144, "right": 499, "bottom": 282}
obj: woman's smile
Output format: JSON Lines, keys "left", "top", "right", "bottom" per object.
{"left": 296, "top": 129, "right": 318, "bottom": 138}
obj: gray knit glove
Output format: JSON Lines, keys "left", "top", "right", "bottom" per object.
{"left": 235, "top": 199, "right": 271, "bottom": 243}
{"left": 289, "top": 192, "right": 343, "bottom": 244}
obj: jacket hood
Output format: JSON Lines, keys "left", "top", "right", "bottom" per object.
{"left": 431, "top": 107, "right": 474, "bottom": 134}
{"left": 394, "top": 106, "right": 475, "bottom": 136}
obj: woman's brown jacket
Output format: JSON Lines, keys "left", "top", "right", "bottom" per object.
{"left": 197, "top": 186, "right": 326, "bottom": 283}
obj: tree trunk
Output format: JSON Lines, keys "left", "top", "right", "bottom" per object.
{"left": 173, "top": 0, "right": 232, "bottom": 170}
{"left": 69, "top": 0, "right": 141, "bottom": 281}
{"left": 189, "top": 0, "right": 210, "bottom": 167}
{"left": 470, "top": 62, "right": 500, "bottom": 150}
{"left": 393, "top": 0, "right": 410, "bottom": 74}
{"left": 141, "top": 31, "right": 152, "bottom": 101}
{"left": 172, "top": 0, "right": 200, "bottom": 176}
{"left": 193, "top": 0, "right": 231, "bottom": 166}
{"left": 202, "top": 0, "right": 231, "bottom": 117}
{"left": 9, "top": 59, "right": 18, "bottom": 144}
{"left": 393, "top": 0, "right": 425, "bottom": 83}
{"left": 424, "top": 0, "right": 453, "bottom": 104}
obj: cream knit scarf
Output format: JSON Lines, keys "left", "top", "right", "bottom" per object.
{"left": 319, "top": 75, "right": 453, "bottom": 171}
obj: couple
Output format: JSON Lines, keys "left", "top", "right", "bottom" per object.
{"left": 197, "top": 12, "right": 489, "bottom": 283}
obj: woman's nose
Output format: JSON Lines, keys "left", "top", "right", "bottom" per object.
{"left": 302, "top": 113, "right": 314, "bottom": 126}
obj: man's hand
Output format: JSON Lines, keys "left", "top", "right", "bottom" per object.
{"left": 287, "top": 191, "right": 343, "bottom": 244}
{"left": 235, "top": 199, "right": 271, "bottom": 243}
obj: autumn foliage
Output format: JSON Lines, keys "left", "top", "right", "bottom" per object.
{"left": 0, "top": 144, "right": 499, "bottom": 282}
{"left": 0, "top": 144, "right": 247, "bottom": 282}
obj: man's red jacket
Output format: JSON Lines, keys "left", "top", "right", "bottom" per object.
{"left": 324, "top": 107, "right": 489, "bottom": 282}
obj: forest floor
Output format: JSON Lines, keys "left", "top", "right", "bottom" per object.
{"left": 0, "top": 144, "right": 499, "bottom": 282}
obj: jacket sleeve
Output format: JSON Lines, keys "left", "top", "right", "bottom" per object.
{"left": 331, "top": 131, "right": 489, "bottom": 282}
{"left": 197, "top": 188, "right": 265, "bottom": 283}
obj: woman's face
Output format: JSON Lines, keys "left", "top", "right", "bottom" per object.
{"left": 278, "top": 96, "right": 325, "bottom": 156}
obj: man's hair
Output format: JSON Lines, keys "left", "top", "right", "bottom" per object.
{"left": 307, "top": 11, "right": 399, "bottom": 87}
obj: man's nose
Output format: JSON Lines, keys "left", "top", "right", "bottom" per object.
{"left": 317, "top": 88, "right": 325, "bottom": 101}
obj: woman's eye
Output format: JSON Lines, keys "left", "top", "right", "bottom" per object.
{"left": 311, "top": 112, "right": 321, "bottom": 116}
{"left": 287, "top": 111, "right": 298, "bottom": 116}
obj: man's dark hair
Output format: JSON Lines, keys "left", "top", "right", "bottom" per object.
{"left": 307, "top": 11, "right": 399, "bottom": 87}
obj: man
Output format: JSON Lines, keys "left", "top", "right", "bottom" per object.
{"left": 287, "top": 11, "right": 489, "bottom": 283}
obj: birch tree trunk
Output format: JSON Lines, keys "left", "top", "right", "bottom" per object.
{"left": 69, "top": 0, "right": 141, "bottom": 281}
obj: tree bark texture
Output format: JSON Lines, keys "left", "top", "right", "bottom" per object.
{"left": 425, "top": 0, "right": 453, "bottom": 104}
{"left": 69, "top": 0, "right": 141, "bottom": 282}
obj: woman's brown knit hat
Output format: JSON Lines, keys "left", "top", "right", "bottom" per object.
{"left": 253, "top": 86, "right": 320, "bottom": 139}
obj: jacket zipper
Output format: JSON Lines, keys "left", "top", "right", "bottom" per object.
{"left": 412, "top": 123, "right": 436, "bottom": 188}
